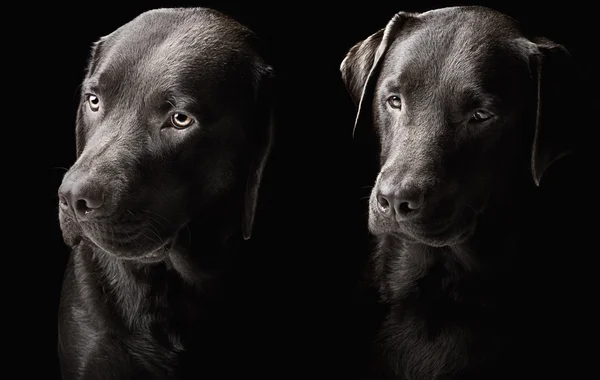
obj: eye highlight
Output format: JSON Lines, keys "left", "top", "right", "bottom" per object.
{"left": 87, "top": 94, "right": 100, "bottom": 112}
{"left": 170, "top": 113, "right": 194, "bottom": 129}
{"left": 470, "top": 110, "right": 493, "bottom": 122}
{"left": 387, "top": 95, "right": 402, "bottom": 109}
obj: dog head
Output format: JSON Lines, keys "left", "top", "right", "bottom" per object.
{"left": 341, "top": 6, "right": 575, "bottom": 246}
{"left": 58, "top": 8, "right": 274, "bottom": 261}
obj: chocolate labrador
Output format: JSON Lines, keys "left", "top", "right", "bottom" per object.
{"left": 57, "top": 7, "right": 274, "bottom": 379}
{"left": 341, "top": 5, "right": 582, "bottom": 380}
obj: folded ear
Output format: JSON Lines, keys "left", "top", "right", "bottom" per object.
{"left": 529, "top": 37, "right": 577, "bottom": 186}
{"left": 339, "top": 12, "right": 416, "bottom": 136}
{"left": 242, "top": 64, "right": 275, "bottom": 240}
{"left": 75, "top": 37, "right": 107, "bottom": 157}
{"left": 340, "top": 28, "right": 385, "bottom": 106}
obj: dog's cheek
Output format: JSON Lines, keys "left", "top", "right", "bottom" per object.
{"left": 169, "top": 157, "right": 239, "bottom": 216}
{"left": 373, "top": 108, "right": 394, "bottom": 160}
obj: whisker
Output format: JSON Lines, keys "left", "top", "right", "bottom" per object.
{"left": 141, "top": 229, "right": 162, "bottom": 246}
{"left": 140, "top": 210, "right": 172, "bottom": 225}
{"left": 147, "top": 222, "right": 164, "bottom": 243}
{"left": 50, "top": 167, "right": 70, "bottom": 172}
{"left": 465, "top": 203, "right": 478, "bottom": 213}
{"left": 128, "top": 209, "right": 167, "bottom": 232}
{"left": 123, "top": 226, "right": 135, "bottom": 247}
{"left": 72, "top": 83, "right": 83, "bottom": 101}
{"left": 184, "top": 224, "right": 192, "bottom": 250}
{"left": 144, "top": 215, "right": 167, "bottom": 232}
{"left": 110, "top": 224, "right": 120, "bottom": 250}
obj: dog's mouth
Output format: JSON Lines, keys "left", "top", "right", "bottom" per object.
{"left": 401, "top": 208, "right": 478, "bottom": 247}
{"left": 369, "top": 202, "right": 479, "bottom": 247}
{"left": 128, "top": 238, "right": 175, "bottom": 263}
{"left": 85, "top": 225, "right": 178, "bottom": 261}
{"left": 59, "top": 207, "right": 184, "bottom": 261}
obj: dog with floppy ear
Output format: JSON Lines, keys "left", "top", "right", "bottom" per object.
{"left": 57, "top": 8, "right": 274, "bottom": 380}
{"left": 341, "top": 6, "right": 581, "bottom": 380}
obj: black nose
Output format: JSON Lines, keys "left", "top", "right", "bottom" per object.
{"left": 376, "top": 182, "right": 425, "bottom": 219}
{"left": 58, "top": 176, "right": 105, "bottom": 220}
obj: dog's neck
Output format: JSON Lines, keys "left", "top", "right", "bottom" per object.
{"left": 73, "top": 195, "right": 247, "bottom": 330}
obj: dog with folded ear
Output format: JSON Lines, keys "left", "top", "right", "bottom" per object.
{"left": 340, "top": 6, "right": 583, "bottom": 380}
{"left": 57, "top": 8, "right": 275, "bottom": 380}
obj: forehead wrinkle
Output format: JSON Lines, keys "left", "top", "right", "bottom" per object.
{"left": 141, "top": 26, "right": 250, "bottom": 106}
{"left": 382, "top": 26, "right": 452, "bottom": 100}
{"left": 394, "top": 24, "right": 506, "bottom": 109}
{"left": 89, "top": 30, "right": 210, "bottom": 111}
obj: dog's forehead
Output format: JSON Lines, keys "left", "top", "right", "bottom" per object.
{"left": 89, "top": 9, "right": 255, "bottom": 98}
{"left": 381, "top": 10, "right": 528, "bottom": 94}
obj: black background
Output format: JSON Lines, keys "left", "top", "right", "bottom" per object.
{"left": 31, "top": 1, "right": 595, "bottom": 378}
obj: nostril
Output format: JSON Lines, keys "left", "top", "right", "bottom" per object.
{"left": 74, "top": 199, "right": 94, "bottom": 216}
{"left": 59, "top": 175, "right": 105, "bottom": 219}
{"left": 58, "top": 194, "right": 69, "bottom": 208}
{"left": 82, "top": 193, "right": 104, "bottom": 210}
{"left": 71, "top": 190, "right": 104, "bottom": 218}
{"left": 399, "top": 202, "right": 414, "bottom": 214}
{"left": 377, "top": 193, "right": 391, "bottom": 212}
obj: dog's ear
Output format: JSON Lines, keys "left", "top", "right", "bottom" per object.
{"left": 340, "top": 28, "right": 384, "bottom": 106}
{"left": 339, "top": 12, "right": 416, "bottom": 136}
{"left": 75, "top": 37, "right": 107, "bottom": 157}
{"left": 242, "top": 64, "right": 275, "bottom": 241}
{"left": 85, "top": 37, "right": 107, "bottom": 79}
{"left": 529, "top": 37, "right": 577, "bottom": 186}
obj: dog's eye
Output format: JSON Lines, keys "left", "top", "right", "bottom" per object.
{"left": 171, "top": 113, "right": 194, "bottom": 129}
{"left": 387, "top": 96, "right": 402, "bottom": 109}
{"left": 87, "top": 95, "right": 100, "bottom": 112}
{"left": 470, "top": 110, "right": 493, "bottom": 122}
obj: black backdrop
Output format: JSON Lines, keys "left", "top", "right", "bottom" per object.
{"left": 37, "top": 1, "right": 595, "bottom": 378}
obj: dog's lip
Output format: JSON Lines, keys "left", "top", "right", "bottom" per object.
{"left": 135, "top": 239, "right": 174, "bottom": 263}
{"left": 74, "top": 217, "right": 185, "bottom": 262}
{"left": 405, "top": 215, "right": 455, "bottom": 235}
{"left": 406, "top": 209, "right": 478, "bottom": 243}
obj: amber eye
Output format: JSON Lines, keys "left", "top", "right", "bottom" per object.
{"left": 387, "top": 95, "right": 402, "bottom": 109}
{"left": 170, "top": 113, "right": 194, "bottom": 129}
{"left": 471, "top": 110, "right": 493, "bottom": 122}
{"left": 87, "top": 94, "right": 100, "bottom": 112}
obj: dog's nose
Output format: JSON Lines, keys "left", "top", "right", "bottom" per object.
{"left": 376, "top": 182, "right": 424, "bottom": 219}
{"left": 58, "top": 177, "right": 105, "bottom": 219}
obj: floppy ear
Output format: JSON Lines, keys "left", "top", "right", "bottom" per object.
{"left": 339, "top": 12, "right": 416, "bottom": 136}
{"left": 242, "top": 65, "right": 275, "bottom": 240}
{"left": 529, "top": 37, "right": 576, "bottom": 186}
{"left": 75, "top": 37, "right": 107, "bottom": 157}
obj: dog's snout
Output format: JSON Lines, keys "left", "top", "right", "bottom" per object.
{"left": 58, "top": 176, "right": 105, "bottom": 220}
{"left": 376, "top": 181, "right": 425, "bottom": 220}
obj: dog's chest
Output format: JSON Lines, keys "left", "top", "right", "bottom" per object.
{"left": 71, "top": 249, "right": 226, "bottom": 377}
{"left": 374, "top": 244, "right": 510, "bottom": 379}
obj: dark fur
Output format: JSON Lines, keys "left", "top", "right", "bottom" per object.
{"left": 57, "top": 8, "right": 274, "bottom": 379}
{"left": 341, "top": 6, "right": 582, "bottom": 380}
